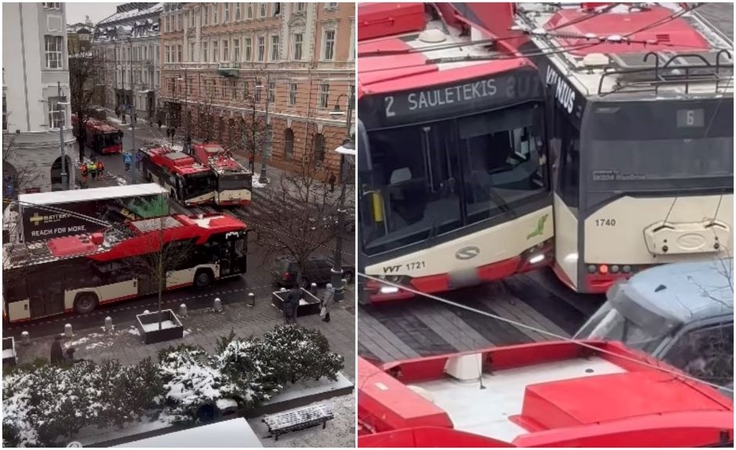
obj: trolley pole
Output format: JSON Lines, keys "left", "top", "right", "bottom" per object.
{"left": 58, "top": 81, "right": 68, "bottom": 190}
{"left": 330, "top": 90, "right": 354, "bottom": 302}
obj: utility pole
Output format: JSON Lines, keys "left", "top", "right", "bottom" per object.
{"left": 121, "top": 41, "right": 127, "bottom": 125}
{"left": 330, "top": 90, "right": 355, "bottom": 302}
{"left": 129, "top": 37, "right": 137, "bottom": 184}
{"left": 258, "top": 72, "right": 271, "bottom": 183}
{"left": 57, "top": 81, "right": 68, "bottom": 190}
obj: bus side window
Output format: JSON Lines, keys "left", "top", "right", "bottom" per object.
{"left": 663, "top": 323, "right": 733, "bottom": 386}
{"left": 4, "top": 274, "right": 27, "bottom": 302}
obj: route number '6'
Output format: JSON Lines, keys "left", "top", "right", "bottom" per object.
{"left": 686, "top": 110, "right": 695, "bottom": 126}
{"left": 385, "top": 96, "right": 395, "bottom": 117}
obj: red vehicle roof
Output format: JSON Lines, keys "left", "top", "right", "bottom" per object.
{"left": 358, "top": 2, "right": 535, "bottom": 98}
{"left": 142, "top": 147, "right": 212, "bottom": 176}
{"left": 192, "top": 143, "right": 250, "bottom": 175}
{"left": 71, "top": 114, "right": 120, "bottom": 134}
{"left": 358, "top": 341, "right": 733, "bottom": 447}
{"left": 45, "top": 213, "right": 246, "bottom": 262}
{"left": 544, "top": 5, "right": 710, "bottom": 56}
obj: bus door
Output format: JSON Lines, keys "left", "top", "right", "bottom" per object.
{"left": 27, "top": 269, "right": 64, "bottom": 318}
{"left": 221, "top": 231, "right": 247, "bottom": 276}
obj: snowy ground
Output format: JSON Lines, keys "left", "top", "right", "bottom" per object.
{"left": 248, "top": 393, "right": 355, "bottom": 448}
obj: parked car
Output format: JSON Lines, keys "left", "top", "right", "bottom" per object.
{"left": 575, "top": 258, "right": 733, "bottom": 390}
{"left": 271, "top": 255, "right": 355, "bottom": 288}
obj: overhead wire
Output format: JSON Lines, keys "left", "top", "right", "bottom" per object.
{"left": 357, "top": 273, "right": 733, "bottom": 393}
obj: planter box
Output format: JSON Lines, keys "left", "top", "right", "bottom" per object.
{"left": 136, "top": 309, "right": 184, "bottom": 344}
{"left": 2, "top": 337, "right": 16, "bottom": 367}
{"left": 272, "top": 288, "right": 321, "bottom": 317}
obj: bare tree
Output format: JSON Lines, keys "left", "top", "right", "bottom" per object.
{"left": 241, "top": 72, "right": 269, "bottom": 159}
{"left": 126, "top": 216, "right": 196, "bottom": 329}
{"left": 254, "top": 149, "right": 342, "bottom": 285}
{"left": 69, "top": 53, "right": 104, "bottom": 158}
{"left": 194, "top": 79, "right": 218, "bottom": 143}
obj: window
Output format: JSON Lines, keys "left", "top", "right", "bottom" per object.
{"left": 555, "top": 114, "right": 581, "bottom": 210}
{"left": 254, "top": 79, "right": 261, "bottom": 102}
{"left": 222, "top": 81, "right": 226, "bottom": 99}
{"left": 44, "top": 36, "right": 63, "bottom": 69}
{"left": 274, "top": 3, "right": 281, "bottom": 16}
{"left": 259, "top": 4, "right": 267, "bottom": 17}
{"left": 270, "top": 35, "right": 279, "bottom": 61}
{"left": 326, "top": 2, "right": 338, "bottom": 8}
{"left": 289, "top": 83, "right": 297, "bottom": 106}
{"left": 319, "top": 83, "right": 329, "bottom": 109}
{"left": 313, "top": 133, "right": 326, "bottom": 166}
{"left": 213, "top": 41, "right": 219, "bottom": 62}
{"left": 42, "top": 3, "right": 61, "bottom": 8}
{"left": 203, "top": 5, "right": 209, "bottom": 25}
{"left": 663, "top": 323, "right": 733, "bottom": 387}
{"left": 235, "top": 4, "right": 241, "bottom": 21}
{"left": 165, "top": 16, "right": 171, "bottom": 33}
{"left": 323, "top": 29, "right": 335, "bottom": 61}
{"left": 223, "top": 39, "right": 229, "bottom": 61}
{"left": 212, "top": 4, "right": 218, "bottom": 25}
{"left": 189, "top": 10, "right": 194, "bottom": 27}
{"left": 247, "top": 4, "right": 253, "bottom": 19}
{"left": 189, "top": 42, "right": 195, "bottom": 61}
{"left": 231, "top": 80, "right": 237, "bottom": 100}
{"left": 292, "top": 33, "right": 303, "bottom": 60}
{"left": 202, "top": 42, "right": 208, "bottom": 62}
{"left": 165, "top": 45, "right": 171, "bottom": 63}
{"left": 234, "top": 38, "right": 240, "bottom": 61}
{"left": 224, "top": 4, "right": 230, "bottom": 22}
{"left": 244, "top": 37, "right": 252, "bottom": 61}
{"left": 48, "top": 96, "right": 66, "bottom": 128}
{"left": 268, "top": 81, "right": 276, "bottom": 103}
{"left": 284, "top": 128, "right": 294, "bottom": 160}
{"left": 295, "top": 3, "right": 306, "bottom": 12}
{"left": 178, "top": 45, "right": 182, "bottom": 63}
{"left": 257, "top": 36, "right": 265, "bottom": 62}
{"left": 178, "top": 13, "right": 183, "bottom": 31}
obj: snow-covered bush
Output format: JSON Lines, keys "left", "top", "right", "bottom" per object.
{"left": 260, "top": 325, "right": 344, "bottom": 384}
{"left": 156, "top": 344, "right": 235, "bottom": 425}
{"left": 215, "top": 338, "right": 282, "bottom": 408}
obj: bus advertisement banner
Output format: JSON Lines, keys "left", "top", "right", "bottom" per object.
{"left": 21, "top": 195, "right": 169, "bottom": 242}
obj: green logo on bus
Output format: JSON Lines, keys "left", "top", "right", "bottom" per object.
{"left": 527, "top": 214, "right": 549, "bottom": 240}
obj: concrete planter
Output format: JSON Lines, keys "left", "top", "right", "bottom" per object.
{"left": 2, "top": 337, "right": 16, "bottom": 367}
{"left": 136, "top": 309, "right": 184, "bottom": 344}
{"left": 272, "top": 288, "right": 321, "bottom": 317}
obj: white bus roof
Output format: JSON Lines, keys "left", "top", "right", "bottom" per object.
{"left": 113, "top": 418, "right": 263, "bottom": 448}
{"left": 18, "top": 184, "right": 168, "bottom": 206}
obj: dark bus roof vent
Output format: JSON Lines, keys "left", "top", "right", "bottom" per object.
{"left": 599, "top": 50, "right": 733, "bottom": 95}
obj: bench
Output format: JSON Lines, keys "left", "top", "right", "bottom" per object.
{"left": 262, "top": 403, "right": 334, "bottom": 441}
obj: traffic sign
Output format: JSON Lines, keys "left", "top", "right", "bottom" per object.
{"left": 136, "top": 151, "right": 144, "bottom": 162}
{"left": 123, "top": 153, "right": 133, "bottom": 165}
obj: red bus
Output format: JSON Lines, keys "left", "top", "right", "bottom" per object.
{"left": 192, "top": 143, "right": 252, "bottom": 206}
{"left": 3, "top": 213, "right": 248, "bottom": 322}
{"left": 72, "top": 115, "right": 123, "bottom": 154}
{"left": 138, "top": 146, "right": 217, "bottom": 206}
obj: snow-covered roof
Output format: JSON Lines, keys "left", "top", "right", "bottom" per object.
{"left": 97, "top": 3, "right": 162, "bottom": 26}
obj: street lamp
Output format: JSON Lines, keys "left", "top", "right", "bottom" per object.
{"left": 47, "top": 81, "right": 71, "bottom": 190}
{"left": 177, "top": 67, "right": 191, "bottom": 153}
{"left": 254, "top": 74, "right": 271, "bottom": 184}
{"left": 329, "top": 89, "right": 355, "bottom": 302}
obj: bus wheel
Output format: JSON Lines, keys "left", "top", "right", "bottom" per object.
{"left": 194, "top": 269, "right": 213, "bottom": 288}
{"left": 74, "top": 293, "right": 99, "bottom": 314}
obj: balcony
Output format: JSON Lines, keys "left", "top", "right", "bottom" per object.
{"left": 217, "top": 62, "right": 240, "bottom": 78}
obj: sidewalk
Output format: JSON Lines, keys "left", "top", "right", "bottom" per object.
{"left": 12, "top": 286, "right": 356, "bottom": 381}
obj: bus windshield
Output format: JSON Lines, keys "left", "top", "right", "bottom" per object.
{"left": 219, "top": 173, "right": 251, "bottom": 191}
{"left": 585, "top": 100, "right": 733, "bottom": 196}
{"left": 183, "top": 172, "right": 215, "bottom": 200}
{"left": 360, "top": 104, "right": 546, "bottom": 255}
{"left": 102, "top": 132, "right": 122, "bottom": 148}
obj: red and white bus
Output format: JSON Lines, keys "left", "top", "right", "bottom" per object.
{"left": 192, "top": 143, "right": 252, "bottom": 206}
{"left": 72, "top": 115, "right": 123, "bottom": 154}
{"left": 138, "top": 146, "right": 217, "bottom": 206}
{"left": 3, "top": 213, "right": 248, "bottom": 322}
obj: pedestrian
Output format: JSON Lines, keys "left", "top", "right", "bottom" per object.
{"left": 88, "top": 159, "right": 98, "bottom": 179}
{"left": 321, "top": 283, "right": 335, "bottom": 323}
{"left": 328, "top": 172, "right": 337, "bottom": 193}
{"left": 97, "top": 159, "right": 105, "bottom": 177}
{"left": 115, "top": 107, "right": 120, "bottom": 119}
{"left": 249, "top": 153, "right": 255, "bottom": 173}
{"left": 50, "top": 335, "right": 64, "bottom": 365}
{"left": 158, "top": 119, "right": 163, "bottom": 129}
{"left": 285, "top": 285, "right": 301, "bottom": 325}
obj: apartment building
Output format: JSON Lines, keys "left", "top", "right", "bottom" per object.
{"left": 2, "top": 2, "right": 76, "bottom": 193}
{"left": 92, "top": 3, "right": 162, "bottom": 120}
{"left": 160, "top": 2, "right": 355, "bottom": 173}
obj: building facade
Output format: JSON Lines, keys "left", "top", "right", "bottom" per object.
{"left": 92, "top": 3, "right": 162, "bottom": 120}
{"left": 160, "top": 2, "right": 355, "bottom": 174}
{"left": 67, "top": 16, "right": 93, "bottom": 55}
{"left": 2, "top": 2, "right": 75, "bottom": 193}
